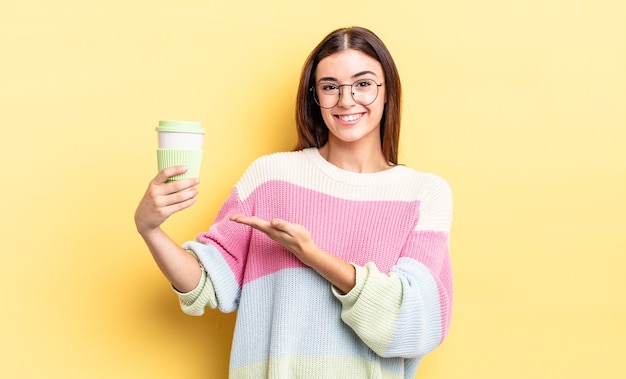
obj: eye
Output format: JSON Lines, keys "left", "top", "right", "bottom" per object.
{"left": 319, "top": 83, "right": 339, "bottom": 92}
{"left": 354, "top": 79, "right": 373, "bottom": 88}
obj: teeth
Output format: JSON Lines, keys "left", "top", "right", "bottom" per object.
{"left": 339, "top": 114, "right": 361, "bottom": 122}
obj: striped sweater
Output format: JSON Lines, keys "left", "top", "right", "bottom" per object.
{"left": 176, "top": 148, "right": 453, "bottom": 378}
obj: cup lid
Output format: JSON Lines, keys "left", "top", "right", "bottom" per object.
{"left": 156, "top": 120, "right": 205, "bottom": 134}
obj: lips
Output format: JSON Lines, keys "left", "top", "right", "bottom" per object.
{"left": 336, "top": 113, "right": 364, "bottom": 122}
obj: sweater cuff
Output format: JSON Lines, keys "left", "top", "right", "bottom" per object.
{"left": 331, "top": 263, "right": 366, "bottom": 304}
{"left": 172, "top": 268, "right": 207, "bottom": 303}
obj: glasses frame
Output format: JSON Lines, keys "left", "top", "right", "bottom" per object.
{"left": 310, "top": 79, "right": 384, "bottom": 109}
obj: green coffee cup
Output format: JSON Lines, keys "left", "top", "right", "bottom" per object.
{"left": 155, "top": 120, "right": 205, "bottom": 181}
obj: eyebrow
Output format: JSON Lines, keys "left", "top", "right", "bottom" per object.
{"left": 317, "top": 70, "right": 379, "bottom": 82}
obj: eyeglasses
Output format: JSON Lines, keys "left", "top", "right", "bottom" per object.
{"left": 310, "top": 79, "right": 383, "bottom": 109}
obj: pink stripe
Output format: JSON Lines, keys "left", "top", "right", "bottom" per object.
{"left": 197, "top": 181, "right": 452, "bottom": 338}
{"left": 196, "top": 188, "right": 251, "bottom": 286}
{"left": 228, "top": 181, "right": 422, "bottom": 284}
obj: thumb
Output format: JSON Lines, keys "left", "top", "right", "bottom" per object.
{"left": 270, "top": 218, "right": 289, "bottom": 231}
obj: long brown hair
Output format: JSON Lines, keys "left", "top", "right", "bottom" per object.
{"left": 294, "top": 26, "right": 402, "bottom": 164}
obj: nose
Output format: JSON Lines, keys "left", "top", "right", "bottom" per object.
{"left": 337, "top": 84, "right": 356, "bottom": 108}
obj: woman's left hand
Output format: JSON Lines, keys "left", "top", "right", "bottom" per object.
{"left": 229, "top": 214, "right": 356, "bottom": 293}
{"left": 229, "top": 214, "right": 319, "bottom": 265}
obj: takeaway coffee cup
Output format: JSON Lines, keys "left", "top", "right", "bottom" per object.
{"left": 156, "top": 120, "right": 205, "bottom": 181}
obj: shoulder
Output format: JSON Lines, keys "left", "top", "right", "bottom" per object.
{"left": 244, "top": 150, "right": 309, "bottom": 179}
{"left": 417, "top": 171, "right": 452, "bottom": 199}
{"left": 391, "top": 166, "right": 452, "bottom": 202}
{"left": 248, "top": 150, "right": 306, "bottom": 168}
{"left": 235, "top": 150, "right": 310, "bottom": 198}
{"left": 400, "top": 168, "right": 453, "bottom": 230}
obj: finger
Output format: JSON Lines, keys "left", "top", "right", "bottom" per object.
{"left": 146, "top": 177, "right": 198, "bottom": 209}
{"left": 230, "top": 214, "right": 272, "bottom": 231}
{"left": 163, "top": 177, "right": 200, "bottom": 195}
{"left": 269, "top": 218, "right": 290, "bottom": 233}
{"left": 166, "top": 184, "right": 199, "bottom": 205}
{"left": 230, "top": 214, "right": 259, "bottom": 226}
{"left": 230, "top": 214, "right": 251, "bottom": 223}
{"left": 162, "top": 194, "right": 197, "bottom": 214}
{"left": 152, "top": 186, "right": 198, "bottom": 219}
{"left": 273, "top": 220, "right": 305, "bottom": 243}
{"left": 155, "top": 165, "right": 189, "bottom": 184}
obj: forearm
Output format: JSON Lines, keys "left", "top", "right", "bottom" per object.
{"left": 139, "top": 227, "right": 203, "bottom": 293}
{"left": 228, "top": 214, "right": 356, "bottom": 293}
{"left": 302, "top": 246, "right": 356, "bottom": 294}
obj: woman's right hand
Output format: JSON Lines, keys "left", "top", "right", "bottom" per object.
{"left": 134, "top": 166, "right": 200, "bottom": 235}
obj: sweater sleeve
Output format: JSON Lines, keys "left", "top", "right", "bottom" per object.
{"left": 172, "top": 186, "right": 254, "bottom": 315}
{"left": 331, "top": 175, "right": 453, "bottom": 358}
{"left": 173, "top": 265, "right": 218, "bottom": 316}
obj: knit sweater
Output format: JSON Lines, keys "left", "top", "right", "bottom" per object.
{"left": 176, "top": 148, "right": 453, "bottom": 379}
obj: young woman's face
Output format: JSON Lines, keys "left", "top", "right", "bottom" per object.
{"left": 314, "top": 49, "right": 386, "bottom": 148}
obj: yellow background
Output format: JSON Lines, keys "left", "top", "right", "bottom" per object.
{"left": 1, "top": 0, "right": 625, "bottom": 378}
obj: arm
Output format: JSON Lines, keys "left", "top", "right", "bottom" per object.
{"left": 333, "top": 235, "right": 452, "bottom": 358}
{"left": 229, "top": 215, "right": 356, "bottom": 293}
{"left": 333, "top": 177, "right": 454, "bottom": 357}
{"left": 134, "top": 166, "right": 203, "bottom": 292}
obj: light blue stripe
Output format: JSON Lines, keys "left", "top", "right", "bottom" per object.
{"left": 183, "top": 241, "right": 241, "bottom": 313}
{"left": 230, "top": 268, "right": 405, "bottom": 375}
{"left": 387, "top": 257, "right": 442, "bottom": 356}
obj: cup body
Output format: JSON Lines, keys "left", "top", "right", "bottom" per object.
{"left": 158, "top": 131, "right": 204, "bottom": 149}
{"left": 155, "top": 120, "right": 205, "bottom": 181}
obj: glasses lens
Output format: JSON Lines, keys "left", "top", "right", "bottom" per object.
{"left": 313, "top": 79, "right": 380, "bottom": 109}
{"left": 352, "top": 79, "right": 378, "bottom": 106}
{"left": 314, "top": 83, "right": 339, "bottom": 108}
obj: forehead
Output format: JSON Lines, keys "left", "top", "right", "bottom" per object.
{"left": 315, "top": 49, "right": 383, "bottom": 81}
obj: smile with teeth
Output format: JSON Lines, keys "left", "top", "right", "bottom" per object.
{"left": 337, "top": 113, "right": 363, "bottom": 122}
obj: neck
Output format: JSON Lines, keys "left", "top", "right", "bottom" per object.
{"left": 318, "top": 143, "right": 392, "bottom": 173}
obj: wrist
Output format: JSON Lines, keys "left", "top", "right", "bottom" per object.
{"left": 297, "top": 243, "right": 323, "bottom": 267}
{"left": 302, "top": 248, "right": 356, "bottom": 294}
{"left": 136, "top": 224, "right": 162, "bottom": 240}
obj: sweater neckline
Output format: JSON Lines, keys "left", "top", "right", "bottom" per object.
{"left": 303, "top": 147, "right": 408, "bottom": 187}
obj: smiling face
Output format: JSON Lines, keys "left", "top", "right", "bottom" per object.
{"left": 314, "top": 49, "right": 386, "bottom": 149}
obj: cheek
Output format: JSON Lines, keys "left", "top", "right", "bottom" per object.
{"left": 320, "top": 109, "right": 334, "bottom": 126}
{"left": 372, "top": 101, "right": 386, "bottom": 121}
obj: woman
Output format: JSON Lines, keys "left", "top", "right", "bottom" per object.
{"left": 135, "top": 26, "right": 453, "bottom": 378}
